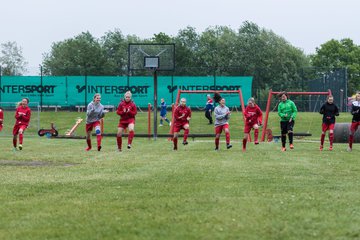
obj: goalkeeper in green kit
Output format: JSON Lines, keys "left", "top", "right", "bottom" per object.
{"left": 278, "top": 92, "right": 298, "bottom": 152}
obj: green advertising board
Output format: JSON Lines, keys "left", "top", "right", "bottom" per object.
{"left": 0, "top": 76, "right": 252, "bottom": 108}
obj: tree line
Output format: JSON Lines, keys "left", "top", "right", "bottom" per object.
{"left": 1, "top": 21, "right": 359, "bottom": 94}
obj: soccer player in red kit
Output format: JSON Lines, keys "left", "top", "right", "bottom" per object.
{"left": 0, "top": 107, "right": 3, "bottom": 132}
{"left": 348, "top": 92, "right": 360, "bottom": 152}
{"left": 243, "top": 97, "right": 262, "bottom": 151}
{"left": 13, "top": 98, "right": 31, "bottom": 150}
{"left": 116, "top": 91, "right": 137, "bottom": 151}
{"left": 172, "top": 98, "right": 191, "bottom": 150}
{"left": 319, "top": 95, "right": 339, "bottom": 151}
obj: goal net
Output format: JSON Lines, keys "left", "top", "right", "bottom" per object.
{"left": 0, "top": 102, "right": 40, "bottom": 137}
{"left": 167, "top": 90, "right": 247, "bottom": 140}
{"left": 261, "top": 89, "right": 332, "bottom": 142}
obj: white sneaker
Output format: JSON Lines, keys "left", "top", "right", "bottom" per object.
{"left": 347, "top": 147, "right": 352, "bottom": 152}
{"left": 159, "top": 124, "right": 163, "bottom": 127}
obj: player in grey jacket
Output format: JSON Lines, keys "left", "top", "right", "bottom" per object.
{"left": 214, "top": 98, "right": 232, "bottom": 150}
{"left": 85, "top": 93, "right": 108, "bottom": 151}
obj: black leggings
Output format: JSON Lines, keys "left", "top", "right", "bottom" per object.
{"left": 280, "top": 121, "right": 295, "bottom": 146}
{"left": 205, "top": 110, "right": 213, "bottom": 123}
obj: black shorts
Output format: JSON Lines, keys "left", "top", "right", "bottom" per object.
{"left": 280, "top": 121, "right": 295, "bottom": 134}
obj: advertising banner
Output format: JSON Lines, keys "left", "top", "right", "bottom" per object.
{"left": 0, "top": 76, "right": 252, "bottom": 108}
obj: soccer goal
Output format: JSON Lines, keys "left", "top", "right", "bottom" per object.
{"left": 168, "top": 89, "right": 247, "bottom": 139}
{"left": 260, "top": 89, "right": 332, "bottom": 142}
{"left": 0, "top": 102, "right": 40, "bottom": 136}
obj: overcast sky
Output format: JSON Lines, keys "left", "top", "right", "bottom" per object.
{"left": 1, "top": 0, "right": 359, "bottom": 74}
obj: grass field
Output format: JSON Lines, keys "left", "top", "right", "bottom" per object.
{"left": 1, "top": 111, "right": 360, "bottom": 239}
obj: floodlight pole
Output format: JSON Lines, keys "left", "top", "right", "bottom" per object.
{"left": 153, "top": 69, "right": 158, "bottom": 140}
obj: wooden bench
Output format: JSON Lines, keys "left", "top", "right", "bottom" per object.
{"left": 41, "top": 105, "right": 61, "bottom": 112}
{"left": 75, "top": 105, "right": 114, "bottom": 112}
{"left": 75, "top": 105, "right": 86, "bottom": 112}
{"left": 103, "top": 105, "right": 115, "bottom": 112}
{"left": 48, "top": 105, "right": 61, "bottom": 112}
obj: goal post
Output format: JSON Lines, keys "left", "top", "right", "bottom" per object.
{"left": 169, "top": 89, "right": 247, "bottom": 137}
{"left": 260, "top": 89, "right": 332, "bottom": 142}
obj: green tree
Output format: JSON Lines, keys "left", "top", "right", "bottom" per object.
{"left": 198, "top": 26, "right": 238, "bottom": 69}
{"left": 151, "top": 32, "right": 173, "bottom": 43}
{"left": 100, "top": 29, "right": 141, "bottom": 75}
{"left": 176, "top": 22, "right": 309, "bottom": 93}
{"left": 310, "top": 38, "right": 360, "bottom": 93}
{"left": 236, "top": 21, "right": 310, "bottom": 92}
{"left": 42, "top": 32, "right": 108, "bottom": 75}
{"left": 173, "top": 26, "right": 202, "bottom": 75}
{"left": 0, "top": 41, "right": 28, "bottom": 76}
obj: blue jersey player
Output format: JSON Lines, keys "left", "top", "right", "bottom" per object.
{"left": 159, "top": 98, "right": 171, "bottom": 126}
{"left": 205, "top": 94, "right": 214, "bottom": 124}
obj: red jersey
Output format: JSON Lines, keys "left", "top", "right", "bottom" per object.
{"left": 0, "top": 108, "right": 3, "bottom": 124}
{"left": 174, "top": 105, "right": 192, "bottom": 126}
{"left": 244, "top": 105, "right": 262, "bottom": 125}
{"left": 116, "top": 100, "right": 137, "bottom": 122}
{"left": 14, "top": 106, "right": 31, "bottom": 126}
{"left": 0, "top": 109, "right": 3, "bottom": 131}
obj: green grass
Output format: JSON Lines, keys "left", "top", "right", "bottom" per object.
{"left": 0, "top": 111, "right": 359, "bottom": 239}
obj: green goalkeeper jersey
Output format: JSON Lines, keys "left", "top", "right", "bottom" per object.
{"left": 278, "top": 99, "right": 298, "bottom": 122}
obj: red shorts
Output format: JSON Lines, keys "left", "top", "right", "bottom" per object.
{"left": 244, "top": 123, "right": 256, "bottom": 133}
{"left": 118, "top": 119, "right": 135, "bottom": 129}
{"left": 215, "top": 124, "right": 229, "bottom": 134}
{"left": 322, "top": 123, "right": 335, "bottom": 132}
{"left": 173, "top": 124, "right": 188, "bottom": 133}
{"left": 350, "top": 121, "right": 360, "bottom": 133}
{"left": 13, "top": 124, "right": 27, "bottom": 135}
{"left": 86, "top": 121, "right": 100, "bottom": 132}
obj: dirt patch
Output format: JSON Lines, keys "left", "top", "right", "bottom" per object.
{"left": 0, "top": 160, "right": 77, "bottom": 167}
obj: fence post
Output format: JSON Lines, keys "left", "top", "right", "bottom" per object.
{"left": 261, "top": 89, "right": 273, "bottom": 142}
{"left": 340, "top": 89, "right": 344, "bottom": 112}
{"left": 40, "top": 65, "right": 43, "bottom": 110}
{"left": 84, "top": 74, "right": 87, "bottom": 108}
{"left": 148, "top": 103, "right": 151, "bottom": 140}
